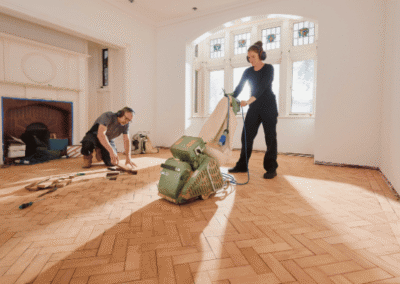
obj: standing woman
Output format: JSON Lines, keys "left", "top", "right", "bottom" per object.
{"left": 229, "top": 41, "right": 278, "bottom": 179}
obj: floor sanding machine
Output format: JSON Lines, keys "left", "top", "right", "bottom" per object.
{"left": 158, "top": 92, "right": 240, "bottom": 204}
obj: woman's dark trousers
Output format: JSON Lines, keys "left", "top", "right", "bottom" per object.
{"left": 235, "top": 107, "right": 278, "bottom": 173}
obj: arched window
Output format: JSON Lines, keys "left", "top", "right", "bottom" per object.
{"left": 191, "top": 15, "right": 318, "bottom": 117}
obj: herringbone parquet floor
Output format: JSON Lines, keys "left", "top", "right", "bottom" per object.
{"left": 1, "top": 149, "right": 400, "bottom": 284}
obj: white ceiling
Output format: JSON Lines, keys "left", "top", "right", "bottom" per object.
{"left": 105, "top": 0, "right": 264, "bottom": 25}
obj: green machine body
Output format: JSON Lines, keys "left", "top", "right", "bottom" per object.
{"left": 158, "top": 136, "right": 224, "bottom": 204}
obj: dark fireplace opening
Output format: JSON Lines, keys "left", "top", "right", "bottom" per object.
{"left": 2, "top": 97, "right": 73, "bottom": 162}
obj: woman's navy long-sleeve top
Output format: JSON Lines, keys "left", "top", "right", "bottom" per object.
{"left": 233, "top": 64, "right": 278, "bottom": 117}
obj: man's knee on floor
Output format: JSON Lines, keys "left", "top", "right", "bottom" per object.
{"left": 81, "top": 141, "right": 94, "bottom": 156}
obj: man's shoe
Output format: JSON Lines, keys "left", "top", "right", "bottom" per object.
{"left": 82, "top": 153, "right": 93, "bottom": 168}
{"left": 228, "top": 167, "right": 248, "bottom": 173}
{"left": 95, "top": 147, "right": 102, "bottom": 161}
{"left": 263, "top": 171, "right": 277, "bottom": 179}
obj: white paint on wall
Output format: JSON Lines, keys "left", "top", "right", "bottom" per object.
{"left": 381, "top": 0, "right": 400, "bottom": 192}
{"left": 0, "top": 12, "right": 88, "bottom": 54}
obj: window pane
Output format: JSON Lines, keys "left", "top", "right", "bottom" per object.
{"left": 291, "top": 60, "right": 314, "bottom": 113}
{"left": 272, "top": 64, "right": 280, "bottom": 108}
{"left": 210, "top": 38, "right": 225, "bottom": 58}
{"left": 262, "top": 26, "right": 281, "bottom": 51}
{"left": 194, "top": 70, "right": 199, "bottom": 113}
{"left": 102, "top": 49, "right": 108, "bottom": 87}
{"left": 234, "top": 33, "right": 251, "bottom": 55}
{"left": 233, "top": 67, "right": 250, "bottom": 113}
{"left": 293, "top": 21, "right": 315, "bottom": 46}
{"left": 209, "top": 70, "right": 224, "bottom": 114}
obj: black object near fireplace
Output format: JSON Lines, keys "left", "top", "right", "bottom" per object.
{"left": 20, "top": 122, "right": 50, "bottom": 157}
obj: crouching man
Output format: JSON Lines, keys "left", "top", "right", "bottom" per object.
{"left": 80, "top": 107, "right": 137, "bottom": 168}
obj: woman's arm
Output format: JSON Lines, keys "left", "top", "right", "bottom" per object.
{"left": 233, "top": 69, "right": 248, "bottom": 98}
{"left": 241, "top": 96, "right": 256, "bottom": 107}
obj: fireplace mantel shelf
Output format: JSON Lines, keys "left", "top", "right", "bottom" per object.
{"left": 0, "top": 80, "right": 81, "bottom": 92}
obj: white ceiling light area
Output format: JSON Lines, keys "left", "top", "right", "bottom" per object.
{"left": 105, "top": 0, "right": 266, "bottom": 25}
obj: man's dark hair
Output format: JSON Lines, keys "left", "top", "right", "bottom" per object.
{"left": 116, "top": 106, "right": 135, "bottom": 117}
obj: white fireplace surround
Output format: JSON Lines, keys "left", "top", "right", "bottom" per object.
{"left": 0, "top": 32, "right": 90, "bottom": 164}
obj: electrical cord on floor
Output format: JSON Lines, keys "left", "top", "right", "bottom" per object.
{"left": 222, "top": 104, "right": 250, "bottom": 186}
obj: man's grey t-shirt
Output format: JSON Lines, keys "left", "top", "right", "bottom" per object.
{"left": 92, "top": 112, "right": 129, "bottom": 141}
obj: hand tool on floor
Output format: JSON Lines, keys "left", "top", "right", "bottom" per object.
{"left": 19, "top": 198, "right": 45, "bottom": 209}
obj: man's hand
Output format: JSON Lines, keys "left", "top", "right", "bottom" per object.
{"left": 240, "top": 100, "right": 248, "bottom": 107}
{"left": 110, "top": 151, "right": 119, "bottom": 165}
{"left": 125, "top": 157, "right": 137, "bottom": 168}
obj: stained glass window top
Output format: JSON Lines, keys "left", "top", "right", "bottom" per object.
{"left": 210, "top": 38, "right": 225, "bottom": 58}
{"left": 234, "top": 33, "right": 251, "bottom": 55}
{"left": 262, "top": 27, "right": 281, "bottom": 50}
{"left": 293, "top": 21, "right": 315, "bottom": 46}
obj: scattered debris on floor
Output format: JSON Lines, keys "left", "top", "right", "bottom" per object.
{"left": 24, "top": 168, "right": 127, "bottom": 191}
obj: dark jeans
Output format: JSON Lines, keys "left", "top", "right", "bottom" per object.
{"left": 235, "top": 107, "right": 278, "bottom": 173}
{"left": 80, "top": 132, "right": 117, "bottom": 167}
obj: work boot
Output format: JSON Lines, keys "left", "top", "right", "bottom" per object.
{"left": 82, "top": 153, "right": 93, "bottom": 168}
{"left": 95, "top": 147, "right": 102, "bottom": 161}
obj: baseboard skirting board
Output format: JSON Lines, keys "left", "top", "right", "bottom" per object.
{"left": 314, "top": 160, "right": 379, "bottom": 170}
{"left": 315, "top": 160, "right": 399, "bottom": 199}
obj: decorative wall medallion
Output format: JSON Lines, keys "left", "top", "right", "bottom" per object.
{"left": 21, "top": 52, "right": 57, "bottom": 84}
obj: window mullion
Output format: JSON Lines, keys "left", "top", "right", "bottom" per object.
{"left": 279, "top": 20, "right": 291, "bottom": 117}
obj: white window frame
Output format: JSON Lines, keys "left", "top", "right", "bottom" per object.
{"left": 287, "top": 19, "right": 318, "bottom": 117}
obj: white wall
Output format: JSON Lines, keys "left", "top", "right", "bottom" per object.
{"left": 156, "top": 0, "right": 384, "bottom": 168}
{"left": 88, "top": 42, "right": 103, "bottom": 125}
{"left": 0, "top": 12, "right": 88, "bottom": 54}
{"left": 381, "top": 0, "right": 400, "bottom": 191}
{"left": 314, "top": 0, "right": 385, "bottom": 167}
{"left": 0, "top": 0, "right": 157, "bottom": 148}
